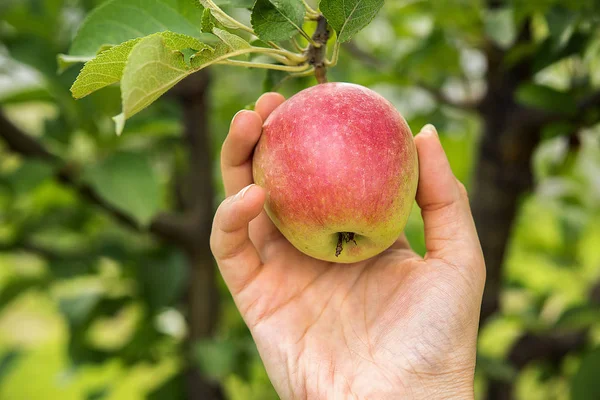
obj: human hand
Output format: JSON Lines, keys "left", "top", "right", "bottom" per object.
{"left": 210, "top": 93, "right": 486, "bottom": 399}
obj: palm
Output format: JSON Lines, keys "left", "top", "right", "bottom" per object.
{"left": 211, "top": 93, "right": 485, "bottom": 399}
{"left": 238, "top": 227, "right": 478, "bottom": 398}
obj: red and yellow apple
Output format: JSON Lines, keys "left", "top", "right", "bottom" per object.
{"left": 252, "top": 82, "right": 418, "bottom": 263}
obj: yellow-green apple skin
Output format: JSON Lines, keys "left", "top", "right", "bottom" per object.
{"left": 252, "top": 82, "right": 419, "bottom": 263}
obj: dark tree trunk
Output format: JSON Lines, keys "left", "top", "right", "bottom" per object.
{"left": 473, "top": 16, "right": 540, "bottom": 323}
{"left": 173, "top": 71, "right": 225, "bottom": 400}
{"left": 473, "top": 104, "right": 542, "bottom": 324}
{"left": 471, "top": 23, "right": 550, "bottom": 399}
{"left": 474, "top": 106, "right": 543, "bottom": 400}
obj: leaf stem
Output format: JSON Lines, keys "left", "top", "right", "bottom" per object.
{"left": 299, "top": 29, "right": 319, "bottom": 47}
{"left": 301, "top": 0, "right": 320, "bottom": 19}
{"left": 325, "top": 41, "right": 340, "bottom": 67}
{"left": 306, "top": 15, "right": 330, "bottom": 83}
{"left": 290, "top": 67, "right": 315, "bottom": 77}
{"left": 269, "top": 67, "right": 316, "bottom": 91}
{"left": 266, "top": 53, "right": 296, "bottom": 65}
{"left": 202, "top": 0, "right": 255, "bottom": 35}
{"left": 216, "top": 59, "right": 310, "bottom": 72}
{"left": 291, "top": 36, "right": 305, "bottom": 52}
{"left": 256, "top": 47, "right": 306, "bottom": 64}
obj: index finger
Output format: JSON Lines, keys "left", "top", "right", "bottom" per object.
{"left": 221, "top": 92, "right": 285, "bottom": 196}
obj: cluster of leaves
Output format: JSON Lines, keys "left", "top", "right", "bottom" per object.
{"left": 63, "top": 0, "right": 385, "bottom": 134}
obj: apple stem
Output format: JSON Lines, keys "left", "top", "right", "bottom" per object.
{"left": 336, "top": 234, "right": 343, "bottom": 257}
{"left": 335, "top": 232, "right": 357, "bottom": 257}
{"left": 306, "top": 16, "right": 331, "bottom": 84}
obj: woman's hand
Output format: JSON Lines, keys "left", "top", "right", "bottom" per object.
{"left": 210, "top": 93, "right": 485, "bottom": 399}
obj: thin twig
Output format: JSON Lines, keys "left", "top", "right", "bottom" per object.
{"left": 306, "top": 15, "right": 330, "bottom": 83}
{"left": 326, "top": 41, "right": 340, "bottom": 67}
{"left": 343, "top": 42, "right": 481, "bottom": 110}
{"left": 216, "top": 59, "right": 310, "bottom": 72}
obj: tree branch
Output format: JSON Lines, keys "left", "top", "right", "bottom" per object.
{"left": 343, "top": 42, "right": 481, "bottom": 110}
{"left": 576, "top": 90, "right": 600, "bottom": 119}
{"left": 306, "top": 15, "right": 330, "bottom": 84}
{"left": 171, "top": 71, "right": 225, "bottom": 400}
{"left": 508, "top": 330, "right": 588, "bottom": 369}
{"left": 0, "top": 240, "right": 65, "bottom": 259}
{"left": 0, "top": 111, "right": 189, "bottom": 246}
{"left": 418, "top": 82, "right": 481, "bottom": 111}
{"left": 0, "top": 111, "right": 56, "bottom": 161}
{"left": 523, "top": 89, "right": 600, "bottom": 133}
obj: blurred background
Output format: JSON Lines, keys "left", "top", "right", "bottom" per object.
{"left": 1, "top": 0, "right": 600, "bottom": 399}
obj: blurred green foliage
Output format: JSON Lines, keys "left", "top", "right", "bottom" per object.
{"left": 0, "top": 0, "right": 599, "bottom": 399}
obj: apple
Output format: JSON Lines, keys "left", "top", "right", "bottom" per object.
{"left": 252, "top": 82, "right": 419, "bottom": 263}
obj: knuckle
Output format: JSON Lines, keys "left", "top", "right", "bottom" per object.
{"left": 209, "top": 221, "right": 222, "bottom": 258}
{"left": 455, "top": 180, "right": 470, "bottom": 202}
{"left": 456, "top": 179, "right": 468, "bottom": 196}
{"left": 209, "top": 201, "right": 229, "bottom": 256}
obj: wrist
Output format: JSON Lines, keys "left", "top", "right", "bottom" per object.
{"left": 306, "top": 364, "right": 475, "bottom": 400}
{"left": 373, "top": 350, "right": 476, "bottom": 400}
{"left": 403, "top": 371, "right": 474, "bottom": 400}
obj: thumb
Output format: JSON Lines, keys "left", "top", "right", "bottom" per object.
{"left": 414, "top": 125, "right": 484, "bottom": 279}
{"left": 210, "top": 184, "right": 265, "bottom": 296}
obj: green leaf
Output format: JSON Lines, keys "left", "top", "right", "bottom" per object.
{"left": 212, "top": 27, "right": 252, "bottom": 55}
{"left": 194, "top": 339, "right": 239, "bottom": 379}
{"left": 160, "top": 31, "right": 209, "bottom": 50}
{"left": 0, "top": 87, "right": 53, "bottom": 106}
{"left": 320, "top": 0, "right": 384, "bottom": 43}
{"left": 67, "top": 0, "right": 203, "bottom": 58}
{"left": 396, "top": 29, "right": 461, "bottom": 83}
{"left": 484, "top": 7, "right": 516, "bottom": 49}
{"left": 0, "top": 350, "right": 22, "bottom": 385}
{"left": 49, "top": 259, "right": 96, "bottom": 279}
{"left": 555, "top": 304, "right": 600, "bottom": 330}
{"left": 476, "top": 355, "right": 518, "bottom": 382}
{"left": 515, "top": 83, "right": 577, "bottom": 115}
{"left": 572, "top": 347, "right": 600, "bottom": 400}
{"left": 83, "top": 152, "right": 161, "bottom": 226}
{"left": 162, "top": 0, "right": 205, "bottom": 26}
{"left": 214, "top": 0, "right": 255, "bottom": 8}
{"left": 541, "top": 121, "right": 576, "bottom": 141}
{"left": 251, "top": 0, "right": 305, "bottom": 42}
{"left": 262, "top": 68, "right": 289, "bottom": 91}
{"left": 546, "top": 5, "right": 578, "bottom": 51}
{"left": 0, "top": 277, "right": 47, "bottom": 309}
{"left": 116, "top": 36, "right": 193, "bottom": 132}
{"left": 115, "top": 28, "right": 250, "bottom": 133}
{"left": 139, "top": 251, "right": 187, "bottom": 311}
{"left": 59, "top": 293, "right": 102, "bottom": 327}
{"left": 70, "top": 39, "right": 142, "bottom": 99}
{"left": 71, "top": 32, "right": 209, "bottom": 99}
{"left": 7, "top": 160, "right": 54, "bottom": 194}
{"left": 86, "top": 387, "right": 111, "bottom": 400}
{"left": 147, "top": 374, "right": 185, "bottom": 400}
{"left": 533, "top": 32, "right": 589, "bottom": 73}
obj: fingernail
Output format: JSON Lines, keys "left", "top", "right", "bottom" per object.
{"left": 230, "top": 110, "right": 246, "bottom": 128}
{"left": 421, "top": 124, "right": 438, "bottom": 136}
{"left": 232, "top": 184, "right": 254, "bottom": 202}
